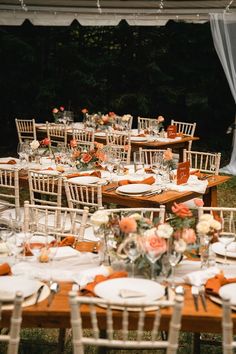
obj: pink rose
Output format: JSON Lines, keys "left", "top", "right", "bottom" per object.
{"left": 144, "top": 235, "right": 167, "bottom": 254}
{"left": 193, "top": 198, "right": 204, "bottom": 207}
{"left": 41, "top": 138, "right": 51, "bottom": 146}
{"left": 171, "top": 202, "right": 193, "bottom": 218}
{"left": 163, "top": 148, "right": 173, "bottom": 161}
{"left": 82, "top": 108, "right": 88, "bottom": 114}
{"left": 59, "top": 106, "right": 65, "bottom": 111}
{"left": 52, "top": 108, "right": 59, "bottom": 114}
{"left": 181, "top": 228, "right": 196, "bottom": 244}
{"left": 102, "top": 115, "right": 109, "bottom": 124}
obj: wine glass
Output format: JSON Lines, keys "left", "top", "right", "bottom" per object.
{"left": 169, "top": 248, "right": 182, "bottom": 289}
{"left": 218, "top": 231, "right": 236, "bottom": 265}
{"left": 133, "top": 151, "right": 145, "bottom": 175}
{"left": 27, "top": 233, "right": 49, "bottom": 261}
{"left": 142, "top": 234, "right": 166, "bottom": 280}
{"left": 123, "top": 234, "right": 141, "bottom": 277}
{"left": 17, "top": 142, "right": 28, "bottom": 166}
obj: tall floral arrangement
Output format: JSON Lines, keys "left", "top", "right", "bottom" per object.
{"left": 52, "top": 106, "right": 64, "bottom": 123}
{"left": 70, "top": 140, "right": 106, "bottom": 170}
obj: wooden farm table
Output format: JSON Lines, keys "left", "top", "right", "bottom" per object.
{"left": 1, "top": 281, "right": 235, "bottom": 339}
{"left": 102, "top": 175, "right": 230, "bottom": 210}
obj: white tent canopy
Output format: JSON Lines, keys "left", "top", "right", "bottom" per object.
{"left": 0, "top": 0, "right": 235, "bottom": 26}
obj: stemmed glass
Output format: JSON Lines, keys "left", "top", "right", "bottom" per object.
{"left": 123, "top": 234, "right": 142, "bottom": 277}
{"left": 27, "top": 233, "right": 49, "bottom": 261}
{"left": 218, "top": 231, "right": 235, "bottom": 265}
{"left": 17, "top": 142, "right": 29, "bottom": 166}
{"left": 142, "top": 234, "right": 166, "bottom": 280}
{"left": 133, "top": 151, "right": 145, "bottom": 175}
{"left": 168, "top": 248, "right": 182, "bottom": 289}
{"left": 152, "top": 152, "right": 163, "bottom": 185}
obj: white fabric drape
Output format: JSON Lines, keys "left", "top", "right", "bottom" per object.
{"left": 210, "top": 13, "right": 236, "bottom": 175}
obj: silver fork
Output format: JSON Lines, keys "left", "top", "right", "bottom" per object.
{"left": 199, "top": 285, "right": 207, "bottom": 312}
{"left": 191, "top": 286, "right": 199, "bottom": 311}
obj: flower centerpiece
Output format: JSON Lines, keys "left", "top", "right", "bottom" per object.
{"left": 52, "top": 106, "right": 65, "bottom": 123}
{"left": 29, "top": 138, "right": 54, "bottom": 158}
{"left": 156, "top": 115, "right": 165, "bottom": 131}
{"left": 70, "top": 140, "right": 106, "bottom": 171}
{"left": 163, "top": 148, "right": 177, "bottom": 171}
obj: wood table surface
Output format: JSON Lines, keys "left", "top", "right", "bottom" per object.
{"left": 102, "top": 175, "right": 231, "bottom": 210}
{"left": 1, "top": 281, "right": 235, "bottom": 334}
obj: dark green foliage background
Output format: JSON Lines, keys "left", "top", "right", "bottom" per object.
{"left": 0, "top": 20, "right": 234, "bottom": 161}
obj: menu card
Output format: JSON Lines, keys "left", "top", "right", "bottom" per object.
{"left": 167, "top": 125, "right": 177, "bottom": 138}
{"left": 176, "top": 161, "right": 190, "bottom": 185}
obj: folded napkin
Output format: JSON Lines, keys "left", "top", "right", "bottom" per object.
{"left": 205, "top": 273, "right": 236, "bottom": 296}
{"left": 0, "top": 159, "right": 17, "bottom": 165}
{"left": 58, "top": 236, "right": 75, "bottom": 247}
{"left": 184, "top": 266, "right": 220, "bottom": 287}
{"left": 82, "top": 270, "right": 128, "bottom": 296}
{"left": 76, "top": 241, "right": 98, "bottom": 253}
{"left": 166, "top": 175, "right": 208, "bottom": 194}
{"left": 118, "top": 176, "right": 155, "bottom": 186}
{"left": 73, "top": 265, "right": 113, "bottom": 289}
{"left": 0, "top": 263, "right": 11, "bottom": 275}
{"left": 66, "top": 171, "right": 101, "bottom": 179}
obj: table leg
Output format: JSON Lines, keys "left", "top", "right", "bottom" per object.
{"left": 203, "top": 186, "right": 217, "bottom": 207}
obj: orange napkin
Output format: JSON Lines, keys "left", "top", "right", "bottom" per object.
{"left": 205, "top": 272, "right": 236, "bottom": 296}
{"left": 75, "top": 241, "right": 98, "bottom": 253}
{"left": 83, "top": 271, "right": 128, "bottom": 296}
{"left": 58, "top": 236, "right": 75, "bottom": 247}
{"left": 144, "top": 167, "right": 155, "bottom": 174}
{"left": 0, "top": 263, "right": 11, "bottom": 275}
{"left": 0, "top": 159, "right": 17, "bottom": 165}
{"left": 66, "top": 171, "right": 101, "bottom": 179}
{"left": 118, "top": 176, "right": 155, "bottom": 186}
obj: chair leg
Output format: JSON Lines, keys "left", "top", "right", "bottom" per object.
{"left": 57, "top": 328, "right": 66, "bottom": 354}
{"left": 193, "top": 333, "right": 201, "bottom": 354}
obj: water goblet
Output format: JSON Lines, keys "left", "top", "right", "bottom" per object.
{"left": 27, "top": 233, "right": 49, "bottom": 261}
{"left": 123, "top": 234, "right": 141, "bottom": 277}
{"left": 218, "top": 231, "right": 236, "bottom": 265}
{"left": 141, "top": 234, "right": 166, "bottom": 280}
{"left": 133, "top": 151, "right": 145, "bottom": 175}
{"left": 169, "top": 249, "right": 182, "bottom": 289}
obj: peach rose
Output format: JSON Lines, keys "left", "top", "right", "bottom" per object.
{"left": 157, "top": 115, "right": 164, "bottom": 123}
{"left": 109, "top": 112, "right": 116, "bottom": 117}
{"left": 94, "top": 142, "right": 104, "bottom": 150}
{"left": 70, "top": 139, "right": 77, "bottom": 148}
{"left": 163, "top": 148, "right": 173, "bottom": 161}
{"left": 119, "top": 217, "right": 137, "bottom": 234}
{"left": 52, "top": 108, "right": 59, "bottom": 114}
{"left": 102, "top": 115, "right": 109, "bottom": 124}
{"left": 171, "top": 202, "right": 193, "bottom": 218}
{"left": 59, "top": 106, "right": 65, "bottom": 111}
{"left": 181, "top": 228, "right": 196, "bottom": 244}
{"left": 95, "top": 151, "right": 106, "bottom": 162}
{"left": 144, "top": 235, "right": 167, "bottom": 254}
{"left": 41, "top": 138, "right": 51, "bottom": 146}
{"left": 81, "top": 153, "right": 92, "bottom": 164}
{"left": 82, "top": 108, "right": 88, "bottom": 114}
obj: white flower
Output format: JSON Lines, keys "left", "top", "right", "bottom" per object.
{"left": 90, "top": 211, "right": 109, "bottom": 226}
{"left": 199, "top": 214, "right": 214, "bottom": 222}
{"left": 107, "top": 239, "right": 117, "bottom": 249}
{"left": 174, "top": 239, "right": 186, "bottom": 253}
{"left": 196, "top": 221, "right": 210, "bottom": 235}
{"left": 30, "top": 140, "right": 40, "bottom": 150}
{"left": 209, "top": 219, "right": 221, "bottom": 231}
{"left": 156, "top": 223, "right": 173, "bottom": 239}
{"left": 122, "top": 114, "right": 132, "bottom": 122}
{"left": 143, "top": 227, "right": 157, "bottom": 237}
{"left": 129, "top": 213, "right": 142, "bottom": 221}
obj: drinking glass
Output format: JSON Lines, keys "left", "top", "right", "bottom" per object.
{"left": 133, "top": 151, "right": 145, "bottom": 174}
{"left": 218, "top": 231, "right": 235, "bottom": 265}
{"left": 169, "top": 249, "right": 182, "bottom": 288}
{"left": 17, "top": 142, "right": 29, "bottom": 166}
{"left": 142, "top": 235, "right": 166, "bottom": 280}
{"left": 123, "top": 234, "right": 141, "bottom": 277}
{"left": 27, "top": 233, "right": 49, "bottom": 261}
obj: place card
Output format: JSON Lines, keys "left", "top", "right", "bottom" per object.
{"left": 167, "top": 125, "right": 177, "bottom": 138}
{"left": 176, "top": 161, "right": 190, "bottom": 185}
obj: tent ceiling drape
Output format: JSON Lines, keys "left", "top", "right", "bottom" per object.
{"left": 0, "top": 0, "right": 236, "bottom": 26}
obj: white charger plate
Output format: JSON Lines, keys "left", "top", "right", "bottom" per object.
{"left": 130, "top": 137, "right": 147, "bottom": 142}
{"left": 38, "top": 170, "right": 59, "bottom": 176}
{"left": 0, "top": 276, "right": 41, "bottom": 302}
{"left": 219, "top": 283, "right": 236, "bottom": 306}
{"left": 94, "top": 132, "right": 106, "bottom": 137}
{"left": 116, "top": 184, "right": 152, "bottom": 195}
{"left": 94, "top": 278, "right": 165, "bottom": 305}
{"left": 68, "top": 176, "right": 100, "bottom": 184}
{"left": 211, "top": 242, "right": 236, "bottom": 259}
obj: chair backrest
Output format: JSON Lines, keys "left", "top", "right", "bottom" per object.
{"left": 198, "top": 206, "right": 236, "bottom": 233}
{"left": 137, "top": 117, "right": 157, "bottom": 131}
{"left": 116, "top": 115, "right": 133, "bottom": 130}
{"left": 106, "top": 131, "right": 131, "bottom": 147}
{"left": 23, "top": 201, "right": 89, "bottom": 241}
{"left": 138, "top": 148, "right": 166, "bottom": 165}
{"left": 69, "top": 292, "right": 183, "bottom": 354}
{"left": 72, "top": 128, "right": 94, "bottom": 143}
{"left": 222, "top": 296, "right": 236, "bottom": 354}
{"left": 183, "top": 149, "right": 221, "bottom": 175}
{"left": 170, "top": 120, "right": 196, "bottom": 150}
{"left": 64, "top": 179, "right": 103, "bottom": 213}
{"left": 28, "top": 170, "right": 63, "bottom": 208}
{"left": 103, "top": 206, "right": 166, "bottom": 223}
{"left": 46, "top": 122, "right": 67, "bottom": 147}
{"left": 0, "top": 291, "right": 23, "bottom": 354}
{"left": 0, "top": 167, "right": 20, "bottom": 220}
{"left": 15, "top": 118, "right": 37, "bottom": 144}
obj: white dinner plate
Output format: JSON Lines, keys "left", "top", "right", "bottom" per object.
{"left": 219, "top": 283, "right": 236, "bottom": 305}
{"left": 94, "top": 278, "right": 165, "bottom": 304}
{"left": 211, "top": 242, "right": 236, "bottom": 259}
{"left": 130, "top": 137, "right": 147, "bottom": 142}
{"left": 68, "top": 176, "right": 100, "bottom": 184}
{"left": 38, "top": 169, "right": 59, "bottom": 176}
{"left": 116, "top": 184, "right": 152, "bottom": 195}
{"left": 0, "top": 276, "right": 41, "bottom": 302}
{"left": 94, "top": 132, "right": 106, "bottom": 137}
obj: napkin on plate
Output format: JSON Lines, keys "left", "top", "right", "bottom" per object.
{"left": 118, "top": 176, "right": 155, "bottom": 186}
{"left": 205, "top": 272, "right": 236, "bottom": 296}
{"left": 184, "top": 266, "right": 220, "bottom": 287}
{"left": 66, "top": 171, "right": 102, "bottom": 179}
{"left": 0, "top": 263, "right": 11, "bottom": 275}
{"left": 166, "top": 175, "right": 208, "bottom": 194}
{"left": 0, "top": 159, "right": 17, "bottom": 165}
{"left": 82, "top": 270, "right": 128, "bottom": 296}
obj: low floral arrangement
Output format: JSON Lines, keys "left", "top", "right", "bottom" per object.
{"left": 29, "top": 138, "right": 55, "bottom": 159}
{"left": 52, "top": 106, "right": 65, "bottom": 123}
{"left": 156, "top": 115, "right": 165, "bottom": 130}
{"left": 90, "top": 204, "right": 198, "bottom": 277}
{"left": 162, "top": 148, "right": 177, "bottom": 171}
{"left": 70, "top": 141, "right": 106, "bottom": 170}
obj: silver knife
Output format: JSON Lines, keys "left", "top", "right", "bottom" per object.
{"left": 47, "top": 282, "right": 59, "bottom": 307}
{"left": 35, "top": 285, "right": 44, "bottom": 305}
{"left": 199, "top": 286, "right": 207, "bottom": 312}
{"left": 191, "top": 286, "right": 199, "bottom": 311}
